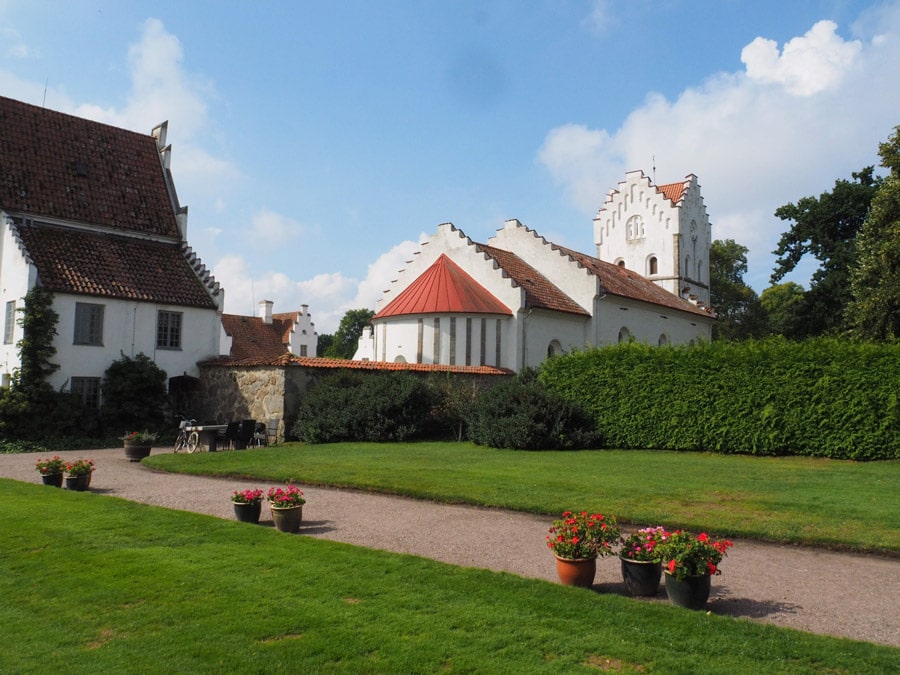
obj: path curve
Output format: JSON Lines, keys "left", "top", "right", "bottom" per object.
{"left": 2, "top": 448, "right": 897, "bottom": 648}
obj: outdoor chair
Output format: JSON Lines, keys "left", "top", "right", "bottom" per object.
{"left": 265, "top": 418, "right": 279, "bottom": 446}
{"left": 222, "top": 421, "right": 241, "bottom": 450}
{"left": 235, "top": 419, "right": 256, "bottom": 449}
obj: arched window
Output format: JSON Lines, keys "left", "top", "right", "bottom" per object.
{"left": 618, "top": 327, "right": 631, "bottom": 343}
{"left": 547, "top": 339, "right": 563, "bottom": 358}
{"left": 658, "top": 334, "right": 669, "bottom": 346}
{"left": 648, "top": 256, "right": 658, "bottom": 275}
{"left": 684, "top": 255, "right": 691, "bottom": 276}
{"left": 626, "top": 215, "right": 644, "bottom": 241}
{"left": 697, "top": 260, "right": 703, "bottom": 281}
{"left": 617, "top": 259, "right": 626, "bottom": 268}
{"left": 394, "top": 355, "right": 407, "bottom": 363}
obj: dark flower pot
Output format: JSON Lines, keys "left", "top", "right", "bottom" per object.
{"left": 554, "top": 556, "right": 597, "bottom": 588}
{"left": 270, "top": 505, "right": 303, "bottom": 533}
{"left": 65, "top": 474, "right": 91, "bottom": 491}
{"left": 664, "top": 572, "right": 712, "bottom": 609}
{"left": 124, "top": 441, "right": 152, "bottom": 462}
{"left": 233, "top": 501, "right": 262, "bottom": 524}
{"left": 41, "top": 472, "right": 63, "bottom": 487}
{"left": 620, "top": 557, "right": 663, "bottom": 596}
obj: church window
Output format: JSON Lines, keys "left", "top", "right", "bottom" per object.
{"left": 648, "top": 256, "right": 658, "bottom": 275}
{"left": 658, "top": 334, "right": 669, "bottom": 346}
{"left": 618, "top": 327, "right": 631, "bottom": 343}
{"left": 626, "top": 215, "right": 644, "bottom": 241}
{"left": 547, "top": 339, "right": 563, "bottom": 358}
{"left": 617, "top": 259, "right": 626, "bottom": 268}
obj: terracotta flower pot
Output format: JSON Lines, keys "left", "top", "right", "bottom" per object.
{"left": 554, "top": 556, "right": 597, "bottom": 588}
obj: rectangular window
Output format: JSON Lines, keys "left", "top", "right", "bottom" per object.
{"left": 70, "top": 377, "right": 101, "bottom": 409}
{"left": 73, "top": 302, "right": 105, "bottom": 345}
{"left": 157, "top": 310, "right": 182, "bottom": 349}
{"left": 299, "top": 344, "right": 308, "bottom": 357}
{"left": 4, "top": 301, "right": 15, "bottom": 344}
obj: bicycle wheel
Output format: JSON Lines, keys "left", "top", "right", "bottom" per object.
{"left": 185, "top": 431, "right": 200, "bottom": 453}
{"left": 173, "top": 434, "right": 186, "bottom": 453}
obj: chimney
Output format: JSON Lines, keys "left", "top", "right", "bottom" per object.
{"left": 301, "top": 304, "right": 308, "bottom": 315}
{"left": 258, "top": 300, "right": 274, "bottom": 325}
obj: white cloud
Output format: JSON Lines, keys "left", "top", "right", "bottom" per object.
{"left": 538, "top": 7, "right": 900, "bottom": 290}
{"left": 741, "top": 20, "right": 861, "bottom": 96}
{"left": 247, "top": 209, "right": 306, "bottom": 245}
{"left": 583, "top": 0, "right": 616, "bottom": 35}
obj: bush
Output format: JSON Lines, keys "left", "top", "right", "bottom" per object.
{"left": 100, "top": 353, "right": 168, "bottom": 434}
{"left": 539, "top": 338, "right": 900, "bottom": 460}
{"left": 292, "top": 371, "right": 438, "bottom": 443}
{"left": 466, "top": 370, "right": 601, "bottom": 450}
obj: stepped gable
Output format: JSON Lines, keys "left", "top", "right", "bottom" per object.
{"left": 221, "top": 313, "right": 294, "bottom": 360}
{"left": 0, "top": 95, "right": 179, "bottom": 237}
{"left": 476, "top": 244, "right": 590, "bottom": 316}
{"left": 375, "top": 253, "right": 512, "bottom": 319}
{"left": 13, "top": 221, "right": 217, "bottom": 308}
{"left": 553, "top": 244, "right": 712, "bottom": 317}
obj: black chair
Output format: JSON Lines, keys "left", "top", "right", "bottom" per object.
{"left": 236, "top": 419, "right": 256, "bottom": 449}
{"left": 221, "top": 421, "right": 241, "bottom": 450}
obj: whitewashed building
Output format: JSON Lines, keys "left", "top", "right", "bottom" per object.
{"left": 355, "top": 171, "right": 714, "bottom": 371}
{"left": 0, "top": 95, "right": 223, "bottom": 408}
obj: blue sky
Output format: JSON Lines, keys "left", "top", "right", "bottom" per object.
{"left": 2, "top": 1, "right": 898, "bottom": 333}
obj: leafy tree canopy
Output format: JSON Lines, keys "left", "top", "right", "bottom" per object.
{"left": 709, "top": 239, "right": 767, "bottom": 341}
{"left": 846, "top": 126, "right": 900, "bottom": 340}
{"left": 771, "top": 167, "right": 881, "bottom": 337}
{"left": 324, "top": 308, "right": 375, "bottom": 359}
{"left": 760, "top": 282, "right": 805, "bottom": 338}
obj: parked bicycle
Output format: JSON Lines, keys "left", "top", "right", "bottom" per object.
{"left": 173, "top": 418, "right": 199, "bottom": 453}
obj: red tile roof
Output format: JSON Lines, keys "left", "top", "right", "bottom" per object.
{"left": 13, "top": 221, "right": 217, "bottom": 308}
{"left": 202, "top": 353, "right": 512, "bottom": 375}
{"left": 553, "top": 244, "right": 712, "bottom": 317}
{"left": 375, "top": 254, "right": 512, "bottom": 319}
{"left": 221, "top": 314, "right": 294, "bottom": 360}
{"left": 0, "top": 95, "right": 179, "bottom": 236}
{"left": 476, "top": 244, "right": 590, "bottom": 316}
{"left": 657, "top": 180, "right": 686, "bottom": 204}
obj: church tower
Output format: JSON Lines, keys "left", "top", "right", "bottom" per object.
{"left": 592, "top": 170, "right": 711, "bottom": 307}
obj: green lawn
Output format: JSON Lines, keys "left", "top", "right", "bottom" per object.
{"left": 145, "top": 442, "right": 900, "bottom": 553}
{"left": 2, "top": 480, "right": 896, "bottom": 674}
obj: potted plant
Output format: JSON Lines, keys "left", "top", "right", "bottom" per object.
{"left": 657, "top": 530, "right": 734, "bottom": 609}
{"left": 267, "top": 485, "right": 306, "bottom": 533}
{"left": 231, "top": 488, "right": 264, "bottom": 524}
{"left": 121, "top": 430, "right": 158, "bottom": 462}
{"left": 35, "top": 456, "right": 66, "bottom": 487}
{"left": 619, "top": 526, "right": 670, "bottom": 596}
{"left": 546, "top": 510, "right": 620, "bottom": 587}
{"left": 64, "top": 458, "right": 95, "bottom": 491}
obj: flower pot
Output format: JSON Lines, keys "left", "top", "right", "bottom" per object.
{"left": 124, "top": 441, "right": 152, "bottom": 462}
{"left": 620, "top": 558, "right": 663, "bottom": 597}
{"left": 554, "top": 556, "right": 597, "bottom": 588}
{"left": 41, "top": 472, "right": 63, "bottom": 487}
{"left": 664, "top": 572, "right": 712, "bottom": 609}
{"left": 233, "top": 501, "right": 262, "bottom": 524}
{"left": 65, "top": 474, "right": 91, "bottom": 492}
{"left": 270, "top": 504, "right": 303, "bottom": 533}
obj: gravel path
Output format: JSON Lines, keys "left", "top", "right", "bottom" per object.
{"left": 2, "top": 448, "right": 898, "bottom": 648}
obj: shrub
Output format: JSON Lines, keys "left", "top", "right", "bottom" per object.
{"left": 292, "top": 371, "right": 437, "bottom": 443}
{"left": 100, "top": 353, "right": 168, "bottom": 434}
{"left": 466, "top": 370, "right": 601, "bottom": 450}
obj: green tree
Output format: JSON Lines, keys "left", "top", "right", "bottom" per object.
{"left": 846, "top": 127, "right": 900, "bottom": 340}
{"left": 709, "top": 239, "right": 767, "bottom": 340}
{"left": 13, "top": 286, "right": 59, "bottom": 397}
{"left": 324, "top": 308, "right": 375, "bottom": 359}
{"left": 100, "top": 353, "right": 168, "bottom": 434}
{"left": 316, "top": 333, "right": 334, "bottom": 357}
{"left": 771, "top": 167, "right": 881, "bottom": 337}
{"left": 760, "top": 282, "right": 805, "bottom": 338}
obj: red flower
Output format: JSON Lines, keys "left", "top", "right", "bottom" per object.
{"left": 707, "top": 562, "right": 717, "bottom": 575}
{"left": 668, "top": 559, "right": 677, "bottom": 573}
{"left": 697, "top": 532, "right": 709, "bottom": 543}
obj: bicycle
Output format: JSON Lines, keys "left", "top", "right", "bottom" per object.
{"left": 173, "top": 418, "right": 199, "bottom": 453}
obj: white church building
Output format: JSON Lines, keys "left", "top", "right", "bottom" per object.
{"left": 355, "top": 170, "right": 715, "bottom": 372}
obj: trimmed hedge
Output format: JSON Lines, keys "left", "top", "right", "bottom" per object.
{"left": 539, "top": 338, "right": 899, "bottom": 460}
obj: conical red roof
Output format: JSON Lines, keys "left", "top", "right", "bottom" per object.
{"left": 375, "top": 254, "right": 512, "bottom": 319}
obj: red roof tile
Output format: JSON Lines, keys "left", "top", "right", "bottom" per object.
{"left": 375, "top": 254, "right": 512, "bottom": 319}
{"left": 14, "top": 221, "right": 217, "bottom": 308}
{"left": 0, "top": 95, "right": 179, "bottom": 236}
{"left": 553, "top": 244, "right": 712, "bottom": 317}
{"left": 657, "top": 181, "right": 686, "bottom": 204}
{"left": 221, "top": 314, "right": 294, "bottom": 360}
{"left": 202, "top": 354, "right": 512, "bottom": 375}
{"left": 476, "top": 244, "right": 590, "bottom": 316}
